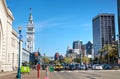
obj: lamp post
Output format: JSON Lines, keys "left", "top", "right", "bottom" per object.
{"left": 16, "top": 26, "right": 22, "bottom": 78}
{"left": 79, "top": 47, "right": 82, "bottom": 65}
{"left": 44, "top": 53, "right": 45, "bottom": 69}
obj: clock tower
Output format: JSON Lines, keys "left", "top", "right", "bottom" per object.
{"left": 26, "top": 8, "right": 35, "bottom": 53}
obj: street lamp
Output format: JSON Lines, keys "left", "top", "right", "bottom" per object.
{"left": 16, "top": 26, "right": 22, "bottom": 78}
{"left": 44, "top": 53, "right": 45, "bottom": 70}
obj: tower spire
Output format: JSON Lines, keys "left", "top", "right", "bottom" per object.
{"left": 29, "top": 8, "right": 32, "bottom": 13}
{"left": 26, "top": 8, "right": 35, "bottom": 53}
{"left": 28, "top": 8, "right": 33, "bottom": 24}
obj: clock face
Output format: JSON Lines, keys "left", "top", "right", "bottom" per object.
{"left": 27, "top": 36, "right": 32, "bottom": 42}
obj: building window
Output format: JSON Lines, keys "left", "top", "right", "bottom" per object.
{"left": 28, "top": 27, "right": 33, "bottom": 31}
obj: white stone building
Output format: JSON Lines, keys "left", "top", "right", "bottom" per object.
{"left": 0, "top": 0, "right": 18, "bottom": 72}
{"left": 22, "top": 48, "right": 30, "bottom": 64}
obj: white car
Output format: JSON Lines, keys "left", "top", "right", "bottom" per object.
{"left": 92, "top": 64, "right": 103, "bottom": 70}
{"left": 78, "top": 65, "right": 86, "bottom": 70}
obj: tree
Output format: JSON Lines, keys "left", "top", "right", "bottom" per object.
{"left": 102, "top": 44, "right": 118, "bottom": 64}
{"left": 42, "top": 57, "right": 50, "bottom": 64}
{"left": 74, "top": 58, "right": 81, "bottom": 63}
{"left": 62, "top": 57, "right": 72, "bottom": 64}
{"left": 108, "top": 44, "right": 118, "bottom": 64}
{"left": 82, "top": 56, "right": 90, "bottom": 64}
{"left": 98, "top": 48, "right": 105, "bottom": 64}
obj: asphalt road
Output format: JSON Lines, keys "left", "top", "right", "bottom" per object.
{"left": 50, "top": 70, "right": 120, "bottom": 79}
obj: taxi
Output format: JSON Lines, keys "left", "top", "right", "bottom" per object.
{"left": 54, "top": 64, "right": 63, "bottom": 71}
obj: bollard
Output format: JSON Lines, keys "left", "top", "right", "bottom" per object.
{"left": 37, "top": 70, "right": 40, "bottom": 78}
{"left": 37, "top": 64, "right": 40, "bottom": 78}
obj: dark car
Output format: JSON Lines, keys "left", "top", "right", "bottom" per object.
{"left": 112, "top": 64, "right": 120, "bottom": 70}
{"left": 102, "top": 64, "right": 112, "bottom": 70}
{"left": 69, "top": 64, "right": 76, "bottom": 70}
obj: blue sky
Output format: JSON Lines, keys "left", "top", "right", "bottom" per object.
{"left": 6, "top": 0, "right": 117, "bottom": 56}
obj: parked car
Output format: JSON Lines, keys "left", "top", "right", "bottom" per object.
{"left": 102, "top": 64, "right": 112, "bottom": 70}
{"left": 92, "top": 64, "right": 103, "bottom": 70}
{"left": 64, "top": 64, "right": 70, "bottom": 70}
{"left": 75, "top": 64, "right": 80, "bottom": 70}
{"left": 78, "top": 65, "right": 86, "bottom": 70}
{"left": 69, "top": 64, "right": 76, "bottom": 70}
{"left": 54, "top": 64, "right": 64, "bottom": 71}
{"left": 112, "top": 64, "right": 120, "bottom": 70}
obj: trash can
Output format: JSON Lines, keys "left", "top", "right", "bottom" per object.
{"left": 49, "top": 66, "right": 54, "bottom": 72}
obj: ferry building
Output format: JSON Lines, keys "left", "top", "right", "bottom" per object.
{"left": 0, "top": 0, "right": 18, "bottom": 72}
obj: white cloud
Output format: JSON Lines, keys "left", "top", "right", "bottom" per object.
{"left": 34, "top": 17, "right": 69, "bottom": 32}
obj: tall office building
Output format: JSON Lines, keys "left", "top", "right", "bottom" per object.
{"left": 117, "top": 0, "right": 120, "bottom": 40}
{"left": 92, "top": 13, "right": 115, "bottom": 55}
{"left": 26, "top": 9, "right": 35, "bottom": 53}
{"left": 85, "top": 41, "right": 93, "bottom": 55}
{"left": 117, "top": 0, "right": 120, "bottom": 59}
{"left": 73, "top": 40, "right": 82, "bottom": 49}
{"left": 73, "top": 40, "right": 83, "bottom": 55}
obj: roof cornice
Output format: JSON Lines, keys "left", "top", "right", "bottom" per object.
{"left": 3, "top": 0, "right": 14, "bottom": 21}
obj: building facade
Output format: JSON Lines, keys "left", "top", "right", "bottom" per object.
{"left": 117, "top": 0, "right": 120, "bottom": 40}
{"left": 26, "top": 9, "right": 35, "bottom": 53}
{"left": 11, "top": 29, "right": 19, "bottom": 70}
{"left": 92, "top": 13, "right": 115, "bottom": 55}
{"left": 73, "top": 40, "right": 82, "bottom": 49}
{"left": 73, "top": 40, "right": 83, "bottom": 57}
{"left": 85, "top": 41, "right": 93, "bottom": 55}
{"left": 66, "top": 46, "right": 73, "bottom": 57}
{"left": 66, "top": 41, "right": 83, "bottom": 59}
{"left": 84, "top": 41, "right": 94, "bottom": 60}
{"left": 0, "top": 0, "right": 18, "bottom": 71}
{"left": 22, "top": 48, "right": 30, "bottom": 64}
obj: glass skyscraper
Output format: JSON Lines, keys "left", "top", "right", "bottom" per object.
{"left": 92, "top": 13, "right": 115, "bottom": 55}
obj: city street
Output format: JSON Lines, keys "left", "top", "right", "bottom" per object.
{"left": 1, "top": 69, "right": 120, "bottom": 79}
{"left": 50, "top": 70, "right": 120, "bottom": 79}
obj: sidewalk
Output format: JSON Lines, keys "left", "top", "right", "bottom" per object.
{"left": 0, "top": 69, "right": 47, "bottom": 79}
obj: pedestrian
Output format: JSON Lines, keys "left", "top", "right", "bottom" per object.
{"left": 45, "top": 65, "right": 49, "bottom": 77}
{"left": 85, "top": 64, "right": 88, "bottom": 70}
